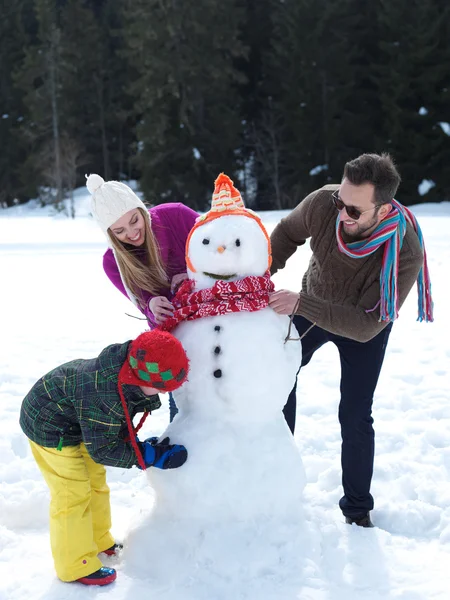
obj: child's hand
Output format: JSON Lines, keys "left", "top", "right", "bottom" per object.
{"left": 139, "top": 437, "right": 187, "bottom": 469}
{"left": 149, "top": 296, "right": 174, "bottom": 323}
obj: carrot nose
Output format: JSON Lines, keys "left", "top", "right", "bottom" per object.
{"left": 217, "top": 246, "right": 226, "bottom": 254}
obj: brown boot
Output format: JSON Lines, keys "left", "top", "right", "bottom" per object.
{"left": 345, "top": 512, "right": 374, "bottom": 528}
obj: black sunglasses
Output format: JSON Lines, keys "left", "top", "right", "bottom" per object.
{"left": 332, "top": 190, "right": 382, "bottom": 221}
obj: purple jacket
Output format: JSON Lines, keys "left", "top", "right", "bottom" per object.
{"left": 103, "top": 202, "right": 199, "bottom": 327}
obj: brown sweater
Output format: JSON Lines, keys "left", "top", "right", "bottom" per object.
{"left": 270, "top": 185, "right": 424, "bottom": 343}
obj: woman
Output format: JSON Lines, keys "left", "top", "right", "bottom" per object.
{"left": 86, "top": 174, "right": 199, "bottom": 419}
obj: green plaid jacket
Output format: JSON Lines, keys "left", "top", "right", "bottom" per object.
{"left": 20, "top": 341, "right": 161, "bottom": 469}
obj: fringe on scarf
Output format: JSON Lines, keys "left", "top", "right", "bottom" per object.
{"left": 336, "top": 199, "right": 433, "bottom": 323}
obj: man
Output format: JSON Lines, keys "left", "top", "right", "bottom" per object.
{"left": 269, "top": 153, "right": 433, "bottom": 527}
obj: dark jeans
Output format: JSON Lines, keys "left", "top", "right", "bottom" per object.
{"left": 283, "top": 315, "right": 393, "bottom": 518}
{"left": 168, "top": 392, "right": 178, "bottom": 422}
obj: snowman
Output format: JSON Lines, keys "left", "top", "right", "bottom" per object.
{"left": 125, "top": 175, "right": 308, "bottom": 594}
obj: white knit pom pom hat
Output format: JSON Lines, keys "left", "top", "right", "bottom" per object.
{"left": 86, "top": 174, "right": 151, "bottom": 237}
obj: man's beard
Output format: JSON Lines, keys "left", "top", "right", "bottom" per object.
{"left": 343, "top": 214, "right": 379, "bottom": 241}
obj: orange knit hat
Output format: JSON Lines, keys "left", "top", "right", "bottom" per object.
{"left": 186, "top": 173, "right": 272, "bottom": 272}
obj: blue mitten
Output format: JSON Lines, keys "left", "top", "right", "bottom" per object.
{"left": 139, "top": 437, "right": 187, "bottom": 469}
{"left": 142, "top": 436, "right": 161, "bottom": 445}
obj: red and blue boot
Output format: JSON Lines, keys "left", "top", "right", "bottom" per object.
{"left": 77, "top": 567, "right": 117, "bottom": 586}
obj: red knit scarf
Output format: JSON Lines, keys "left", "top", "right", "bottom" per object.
{"left": 159, "top": 271, "right": 275, "bottom": 332}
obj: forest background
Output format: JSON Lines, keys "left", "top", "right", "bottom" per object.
{"left": 1, "top": 0, "right": 449, "bottom": 213}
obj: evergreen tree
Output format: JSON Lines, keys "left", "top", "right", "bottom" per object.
{"left": 58, "top": 0, "right": 103, "bottom": 186}
{"left": 237, "top": 0, "right": 274, "bottom": 205}
{"left": 15, "top": 0, "right": 67, "bottom": 207}
{"left": 59, "top": 0, "right": 137, "bottom": 185}
{"left": 0, "top": 0, "right": 37, "bottom": 205}
{"left": 2, "top": 0, "right": 449, "bottom": 208}
{"left": 121, "top": 0, "right": 247, "bottom": 209}
{"left": 373, "top": 0, "right": 450, "bottom": 204}
{"left": 98, "top": 0, "right": 140, "bottom": 182}
{"left": 256, "top": 0, "right": 361, "bottom": 208}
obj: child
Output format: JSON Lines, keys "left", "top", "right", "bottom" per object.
{"left": 20, "top": 329, "right": 189, "bottom": 586}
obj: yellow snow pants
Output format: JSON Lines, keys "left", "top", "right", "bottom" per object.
{"left": 29, "top": 440, "right": 115, "bottom": 582}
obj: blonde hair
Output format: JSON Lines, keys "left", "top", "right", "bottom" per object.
{"left": 108, "top": 208, "right": 169, "bottom": 307}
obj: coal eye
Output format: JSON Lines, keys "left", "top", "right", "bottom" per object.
{"left": 202, "top": 238, "right": 210, "bottom": 245}
{"left": 235, "top": 239, "right": 241, "bottom": 247}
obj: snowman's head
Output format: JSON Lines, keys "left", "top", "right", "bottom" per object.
{"left": 185, "top": 174, "right": 272, "bottom": 290}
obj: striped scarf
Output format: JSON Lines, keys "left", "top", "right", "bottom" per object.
{"left": 336, "top": 199, "right": 433, "bottom": 323}
{"left": 159, "top": 272, "right": 274, "bottom": 332}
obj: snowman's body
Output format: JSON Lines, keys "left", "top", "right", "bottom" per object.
{"left": 151, "top": 307, "right": 304, "bottom": 521}
{"left": 149, "top": 210, "right": 305, "bottom": 521}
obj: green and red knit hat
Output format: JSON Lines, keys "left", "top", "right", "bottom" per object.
{"left": 118, "top": 330, "right": 189, "bottom": 471}
{"left": 119, "top": 329, "right": 189, "bottom": 392}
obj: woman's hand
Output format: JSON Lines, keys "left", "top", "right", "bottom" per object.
{"left": 149, "top": 296, "right": 174, "bottom": 323}
{"left": 170, "top": 272, "right": 189, "bottom": 293}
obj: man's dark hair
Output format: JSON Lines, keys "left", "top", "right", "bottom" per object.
{"left": 343, "top": 153, "right": 401, "bottom": 204}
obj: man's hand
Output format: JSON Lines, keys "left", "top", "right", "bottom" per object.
{"left": 170, "top": 272, "right": 189, "bottom": 293}
{"left": 268, "top": 290, "right": 300, "bottom": 315}
{"left": 149, "top": 296, "right": 174, "bottom": 323}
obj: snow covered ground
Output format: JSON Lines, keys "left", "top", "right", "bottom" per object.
{"left": 0, "top": 191, "right": 449, "bottom": 600}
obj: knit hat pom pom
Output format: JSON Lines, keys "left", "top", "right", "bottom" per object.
{"left": 86, "top": 173, "right": 105, "bottom": 195}
{"left": 214, "top": 172, "right": 234, "bottom": 189}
